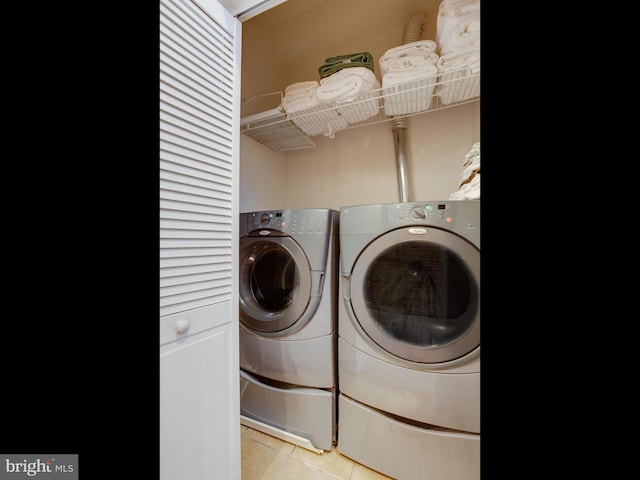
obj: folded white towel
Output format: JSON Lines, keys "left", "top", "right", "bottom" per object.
{"left": 437, "top": 47, "right": 479, "bottom": 73}
{"left": 436, "top": 0, "right": 480, "bottom": 56}
{"left": 320, "top": 66, "right": 377, "bottom": 84}
{"left": 287, "top": 104, "right": 348, "bottom": 137}
{"left": 284, "top": 80, "right": 320, "bottom": 96}
{"left": 379, "top": 40, "right": 438, "bottom": 74}
{"left": 281, "top": 81, "right": 322, "bottom": 113}
{"left": 382, "top": 63, "right": 439, "bottom": 86}
{"left": 316, "top": 67, "right": 381, "bottom": 123}
{"left": 335, "top": 91, "right": 381, "bottom": 124}
{"left": 281, "top": 80, "right": 349, "bottom": 136}
{"left": 317, "top": 67, "right": 379, "bottom": 103}
{"left": 382, "top": 70, "right": 439, "bottom": 115}
{"left": 380, "top": 52, "right": 440, "bottom": 75}
{"left": 438, "top": 0, "right": 480, "bottom": 17}
{"left": 381, "top": 39, "right": 437, "bottom": 57}
{"left": 379, "top": 39, "right": 441, "bottom": 115}
{"left": 435, "top": 46, "right": 480, "bottom": 105}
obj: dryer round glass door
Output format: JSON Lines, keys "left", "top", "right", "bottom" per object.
{"left": 239, "top": 236, "right": 312, "bottom": 334}
{"left": 349, "top": 226, "right": 480, "bottom": 364}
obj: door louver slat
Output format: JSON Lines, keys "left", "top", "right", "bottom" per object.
{"left": 160, "top": 0, "right": 235, "bottom": 318}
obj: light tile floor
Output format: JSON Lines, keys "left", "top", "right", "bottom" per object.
{"left": 241, "top": 425, "right": 393, "bottom": 480}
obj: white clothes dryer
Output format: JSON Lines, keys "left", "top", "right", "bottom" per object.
{"left": 238, "top": 208, "right": 338, "bottom": 451}
{"left": 337, "top": 200, "right": 480, "bottom": 480}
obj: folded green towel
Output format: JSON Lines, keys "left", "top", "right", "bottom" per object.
{"left": 318, "top": 52, "right": 374, "bottom": 79}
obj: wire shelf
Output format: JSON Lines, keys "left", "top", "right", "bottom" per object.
{"left": 240, "top": 69, "right": 479, "bottom": 152}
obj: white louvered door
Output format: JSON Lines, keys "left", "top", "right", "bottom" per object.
{"left": 160, "top": 0, "right": 241, "bottom": 479}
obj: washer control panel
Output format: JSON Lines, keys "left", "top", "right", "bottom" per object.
{"left": 241, "top": 209, "right": 336, "bottom": 236}
{"left": 378, "top": 201, "right": 479, "bottom": 245}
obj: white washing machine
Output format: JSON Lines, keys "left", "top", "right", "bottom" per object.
{"left": 238, "top": 208, "right": 338, "bottom": 451}
{"left": 337, "top": 200, "right": 480, "bottom": 480}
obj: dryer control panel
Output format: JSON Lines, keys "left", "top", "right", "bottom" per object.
{"left": 386, "top": 202, "right": 452, "bottom": 226}
{"left": 383, "top": 201, "right": 478, "bottom": 230}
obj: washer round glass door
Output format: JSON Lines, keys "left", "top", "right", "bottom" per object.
{"left": 239, "top": 234, "right": 312, "bottom": 334}
{"left": 349, "top": 226, "right": 480, "bottom": 364}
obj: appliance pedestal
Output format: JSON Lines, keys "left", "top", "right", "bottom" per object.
{"left": 337, "top": 394, "right": 480, "bottom": 480}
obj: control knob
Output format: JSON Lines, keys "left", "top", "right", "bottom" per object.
{"left": 411, "top": 207, "right": 426, "bottom": 219}
{"left": 259, "top": 213, "right": 271, "bottom": 225}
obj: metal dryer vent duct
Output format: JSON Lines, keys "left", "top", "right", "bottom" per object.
{"left": 392, "top": 12, "right": 425, "bottom": 203}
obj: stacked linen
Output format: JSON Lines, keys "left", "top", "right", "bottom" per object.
{"left": 435, "top": 0, "right": 480, "bottom": 105}
{"left": 281, "top": 80, "right": 347, "bottom": 137}
{"left": 316, "top": 67, "right": 381, "bottom": 124}
{"left": 318, "top": 52, "right": 375, "bottom": 79}
{"left": 449, "top": 142, "right": 480, "bottom": 200}
{"left": 281, "top": 81, "right": 322, "bottom": 113}
{"left": 379, "top": 40, "right": 440, "bottom": 116}
{"left": 436, "top": 62, "right": 480, "bottom": 105}
{"left": 435, "top": 0, "right": 480, "bottom": 56}
{"left": 436, "top": 47, "right": 480, "bottom": 105}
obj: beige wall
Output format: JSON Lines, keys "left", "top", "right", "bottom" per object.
{"left": 239, "top": 133, "right": 287, "bottom": 212}
{"left": 240, "top": 100, "right": 479, "bottom": 212}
